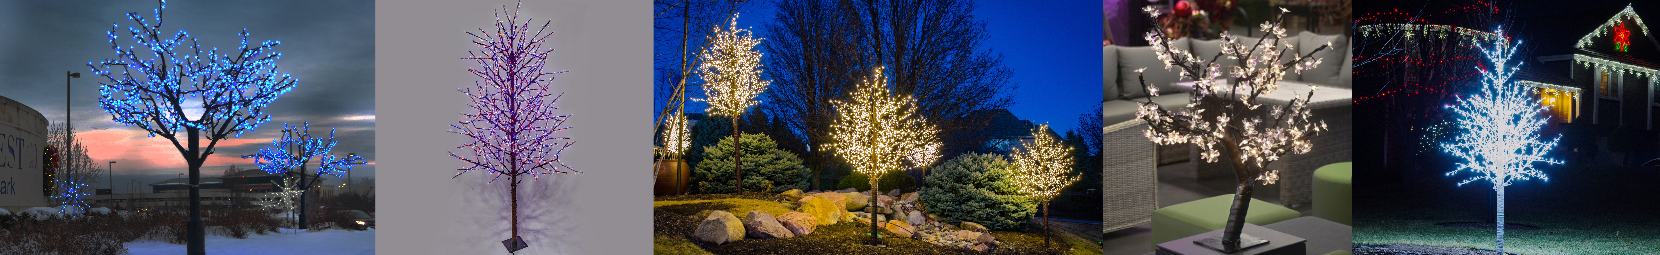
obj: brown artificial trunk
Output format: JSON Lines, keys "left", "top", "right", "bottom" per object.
{"left": 1221, "top": 183, "right": 1254, "bottom": 251}
{"left": 733, "top": 119, "right": 742, "bottom": 193}
{"left": 869, "top": 179, "right": 882, "bottom": 246}
{"left": 1219, "top": 138, "right": 1253, "bottom": 251}
{"left": 1044, "top": 201, "right": 1052, "bottom": 247}
{"left": 186, "top": 127, "right": 205, "bottom": 255}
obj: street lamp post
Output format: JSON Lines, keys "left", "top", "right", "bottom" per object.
{"left": 66, "top": 71, "right": 79, "bottom": 147}
{"left": 109, "top": 161, "right": 116, "bottom": 193}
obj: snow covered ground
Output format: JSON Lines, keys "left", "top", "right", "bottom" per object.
{"left": 123, "top": 228, "right": 374, "bottom": 255}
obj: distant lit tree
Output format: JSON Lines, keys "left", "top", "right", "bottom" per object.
{"left": 830, "top": 66, "right": 937, "bottom": 246}
{"left": 448, "top": 4, "right": 578, "bottom": 251}
{"left": 1133, "top": 7, "right": 1328, "bottom": 252}
{"left": 90, "top": 2, "right": 296, "bottom": 253}
{"left": 693, "top": 14, "right": 770, "bottom": 193}
{"left": 1010, "top": 124, "right": 1080, "bottom": 247}
{"left": 243, "top": 122, "right": 365, "bottom": 229}
{"left": 255, "top": 175, "right": 303, "bottom": 232}
{"left": 1441, "top": 28, "right": 1561, "bottom": 255}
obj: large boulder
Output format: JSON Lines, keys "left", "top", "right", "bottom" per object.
{"left": 844, "top": 192, "right": 869, "bottom": 211}
{"left": 781, "top": 189, "right": 805, "bottom": 199}
{"left": 836, "top": 188, "right": 857, "bottom": 193}
{"left": 906, "top": 211, "right": 928, "bottom": 226}
{"left": 977, "top": 232, "right": 998, "bottom": 246}
{"left": 796, "top": 196, "right": 842, "bottom": 225}
{"left": 956, "top": 230, "right": 982, "bottom": 240}
{"left": 960, "top": 222, "right": 989, "bottom": 233}
{"left": 776, "top": 212, "right": 818, "bottom": 236}
{"left": 883, "top": 220, "right": 917, "bottom": 238}
{"left": 888, "top": 189, "right": 901, "bottom": 198}
{"left": 693, "top": 210, "right": 745, "bottom": 244}
{"left": 900, "top": 192, "right": 919, "bottom": 202}
{"left": 810, "top": 192, "right": 849, "bottom": 211}
{"left": 743, "top": 210, "right": 794, "bottom": 239}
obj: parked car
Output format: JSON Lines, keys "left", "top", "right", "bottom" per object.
{"left": 343, "top": 210, "right": 374, "bottom": 230}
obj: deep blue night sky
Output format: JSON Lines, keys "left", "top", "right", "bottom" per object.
{"left": 664, "top": 0, "right": 1101, "bottom": 134}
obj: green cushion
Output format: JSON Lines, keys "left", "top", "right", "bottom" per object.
{"left": 1313, "top": 162, "right": 1353, "bottom": 225}
{"left": 1323, "top": 250, "right": 1352, "bottom": 255}
{"left": 1151, "top": 194, "right": 1300, "bottom": 246}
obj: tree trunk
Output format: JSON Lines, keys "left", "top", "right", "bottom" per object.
{"left": 186, "top": 128, "right": 205, "bottom": 255}
{"left": 733, "top": 119, "right": 743, "bottom": 193}
{"left": 1496, "top": 186, "right": 1505, "bottom": 254}
{"left": 1220, "top": 183, "right": 1254, "bottom": 251}
{"left": 298, "top": 164, "right": 310, "bottom": 229}
{"left": 869, "top": 179, "right": 881, "bottom": 246}
{"left": 512, "top": 174, "right": 520, "bottom": 239}
{"left": 1044, "top": 200, "right": 1052, "bottom": 247}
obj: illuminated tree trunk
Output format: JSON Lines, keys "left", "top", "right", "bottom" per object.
{"left": 733, "top": 119, "right": 743, "bottom": 193}
{"left": 1043, "top": 200, "right": 1051, "bottom": 247}
{"left": 1496, "top": 186, "right": 1504, "bottom": 254}
{"left": 869, "top": 180, "right": 881, "bottom": 245}
{"left": 1221, "top": 182, "right": 1253, "bottom": 250}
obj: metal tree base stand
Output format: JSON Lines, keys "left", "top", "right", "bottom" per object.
{"left": 502, "top": 236, "right": 529, "bottom": 253}
{"left": 1195, "top": 234, "right": 1268, "bottom": 253}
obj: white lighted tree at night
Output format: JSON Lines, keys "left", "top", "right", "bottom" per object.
{"left": 831, "top": 66, "right": 938, "bottom": 246}
{"left": 1133, "top": 7, "right": 1328, "bottom": 252}
{"left": 90, "top": 1, "right": 296, "bottom": 253}
{"left": 1441, "top": 28, "right": 1561, "bottom": 255}
{"left": 1009, "top": 124, "right": 1079, "bottom": 247}
{"left": 449, "top": 4, "right": 577, "bottom": 252}
{"left": 256, "top": 175, "right": 303, "bottom": 232}
{"left": 243, "top": 122, "right": 365, "bottom": 229}
{"left": 693, "top": 14, "right": 769, "bottom": 193}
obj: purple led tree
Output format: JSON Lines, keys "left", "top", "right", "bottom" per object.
{"left": 90, "top": 1, "right": 295, "bottom": 254}
{"left": 449, "top": 4, "right": 578, "bottom": 252}
{"left": 243, "top": 122, "right": 365, "bottom": 229}
{"left": 1133, "top": 7, "right": 1328, "bottom": 253}
{"left": 1441, "top": 28, "right": 1561, "bottom": 255}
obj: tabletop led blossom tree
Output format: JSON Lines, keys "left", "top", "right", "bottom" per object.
{"left": 831, "top": 66, "right": 939, "bottom": 246}
{"left": 693, "top": 14, "right": 770, "bottom": 193}
{"left": 449, "top": 4, "right": 578, "bottom": 252}
{"left": 243, "top": 122, "right": 365, "bottom": 229}
{"left": 1009, "top": 124, "right": 1080, "bottom": 248}
{"left": 1133, "top": 7, "right": 1328, "bottom": 252}
{"left": 91, "top": 2, "right": 296, "bottom": 253}
{"left": 1440, "top": 28, "right": 1561, "bottom": 255}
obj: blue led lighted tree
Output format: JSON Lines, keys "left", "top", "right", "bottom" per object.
{"left": 53, "top": 173, "right": 92, "bottom": 215}
{"left": 243, "top": 122, "right": 365, "bottom": 229}
{"left": 89, "top": 1, "right": 295, "bottom": 253}
{"left": 449, "top": 4, "right": 577, "bottom": 252}
{"left": 1441, "top": 28, "right": 1561, "bottom": 255}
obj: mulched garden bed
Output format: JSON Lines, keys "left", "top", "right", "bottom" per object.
{"left": 653, "top": 193, "right": 1083, "bottom": 254}
{"left": 1353, "top": 244, "right": 1513, "bottom": 255}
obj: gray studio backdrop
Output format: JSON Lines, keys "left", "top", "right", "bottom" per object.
{"left": 375, "top": 0, "right": 649, "bottom": 254}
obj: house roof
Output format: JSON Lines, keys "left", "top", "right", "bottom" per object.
{"left": 959, "top": 109, "right": 1063, "bottom": 139}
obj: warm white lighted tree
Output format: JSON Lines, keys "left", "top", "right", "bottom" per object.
{"left": 1441, "top": 28, "right": 1560, "bottom": 255}
{"left": 655, "top": 113, "right": 692, "bottom": 182}
{"left": 1133, "top": 7, "right": 1328, "bottom": 252}
{"left": 831, "top": 66, "right": 938, "bottom": 246}
{"left": 256, "top": 175, "right": 303, "bottom": 232}
{"left": 1010, "top": 124, "right": 1080, "bottom": 247}
{"left": 694, "top": 14, "right": 769, "bottom": 193}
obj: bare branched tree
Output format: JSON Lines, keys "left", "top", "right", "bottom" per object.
{"left": 46, "top": 123, "right": 102, "bottom": 206}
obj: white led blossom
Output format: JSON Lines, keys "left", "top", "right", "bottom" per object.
{"left": 1010, "top": 124, "right": 1080, "bottom": 248}
{"left": 1132, "top": 10, "right": 1328, "bottom": 252}
{"left": 1442, "top": 28, "right": 1562, "bottom": 255}
{"left": 830, "top": 66, "right": 938, "bottom": 246}
{"left": 693, "top": 14, "right": 770, "bottom": 193}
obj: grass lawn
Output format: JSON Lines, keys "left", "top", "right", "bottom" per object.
{"left": 1355, "top": 164, "right": 1660, "bottom": 254}
{"left": 654, "top": 193, "right": 1101, "bottom": 255}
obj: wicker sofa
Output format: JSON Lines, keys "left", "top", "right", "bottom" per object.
{"left": 1102, "top": 31, "right": 1352, "bottom": 233}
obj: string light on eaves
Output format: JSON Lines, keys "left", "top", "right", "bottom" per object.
{"left": 1575, "top": 4, "right": 1650, "bottom": 49}
{"left": 1358, "top": 24, "right": 1507, "bottom": 46}
{"left": 1575, "top": 54, "right": 1660, "bottom": 80}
